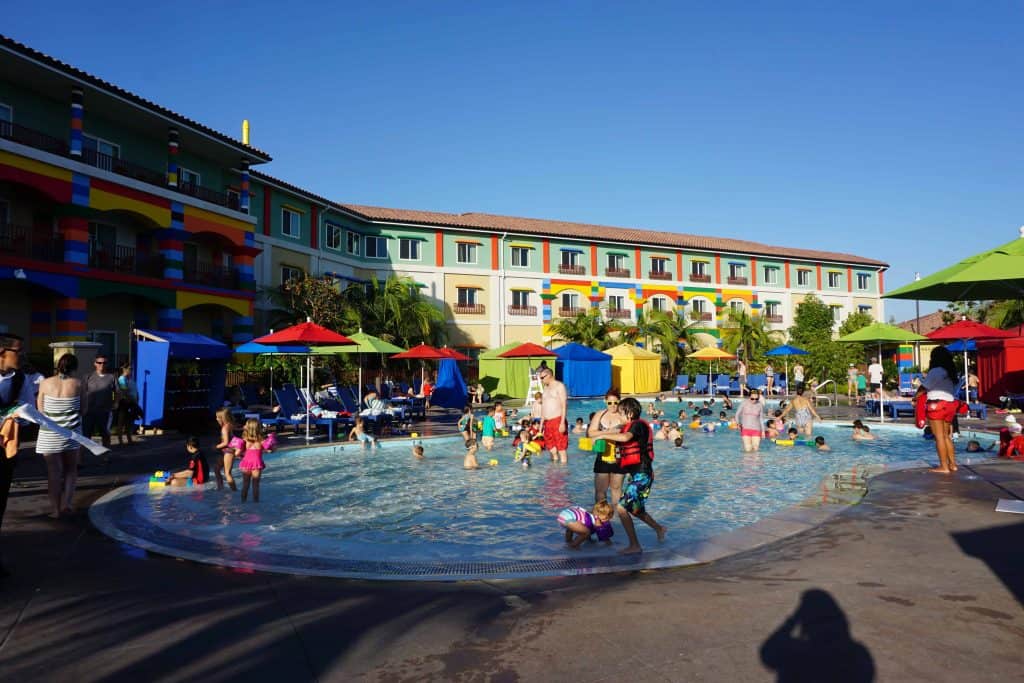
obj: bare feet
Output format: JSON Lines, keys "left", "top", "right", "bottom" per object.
{"left": 929, "top": 467, "right": 951, "bottom": 474}
{"left": 656, "top": 525, "right": 667, "bottom": 541}
{"left": 619, "top": 545, "right": 643, "bottom": 555}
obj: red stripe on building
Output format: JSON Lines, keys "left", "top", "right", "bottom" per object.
{"left": 491, "top": 235, "right": 499, "bottom": 270}
{"left": 751, "top": 258, "right": 757, "bottom": 286}
{"left": 0, "top": 164, "right": 72, "bottom": 203}
{"left": 715, "top": 256, "right": 721, "bottom": 284}
{"left": 590, "top": 243, "right": 597, "bottom": 275}
{"left": 676, "top": 253, "right": 683, "bottom": 281}
{"left": 847, "top": 267, "right": 853, "bottom": 292}
{"left": 635, "top": 248, "right": 641, "bottom": 278}
{"left": 542, "top": 240, "right": 550, "bottom": 273}
{"left": 435, "top": 230, "right": 444, "bottom": 266}
{"left": 91, "top": 177, "right": 171, "bottom": 208}
{"left": 784, "top": 260, "right": 791, "bottom": 288}
{"left": 878, "top": 271, "right": 884, "bottom": 294}
{"left": 816, "top": 265, "right": 822, "bottom": 290}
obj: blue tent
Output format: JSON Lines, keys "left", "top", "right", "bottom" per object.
{"left": 554, "top": 343, "right": 612, "bottom": 397}
{"left": 430, "top": 358, "right": 468, "bottom": 409}
{"left": 134, "top": 329, "right": 231, "bottom": 427}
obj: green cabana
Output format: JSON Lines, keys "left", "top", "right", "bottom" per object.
{"left": 478, "top": 342, "right": 554, "bottom": 400}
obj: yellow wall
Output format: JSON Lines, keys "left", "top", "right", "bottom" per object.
{"left": 271, "top": 247, "right": 312, "bottom": 286}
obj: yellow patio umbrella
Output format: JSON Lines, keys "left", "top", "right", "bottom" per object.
{"left": 687, "top": 347, "right": 736, "bottom": 396}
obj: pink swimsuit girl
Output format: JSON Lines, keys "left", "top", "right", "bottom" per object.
{"left": 239, "top": 444, "right": 266, "bottom": 472}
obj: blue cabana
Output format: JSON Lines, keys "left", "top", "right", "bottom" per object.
{"left": 430, "top": 358, "right": 469, "bottom": 409}
{"left": 134, "top": 329, "right": 232, "bottom": 427}
{"left": 554, "top": 343, "right": 612, "bottom": 397}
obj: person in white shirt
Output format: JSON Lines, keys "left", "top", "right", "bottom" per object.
{"left": 867, "top": 357, "right": 884, "bottom": 398}
{"left": 918, "top": 347, "right": 961, "bottom": 474}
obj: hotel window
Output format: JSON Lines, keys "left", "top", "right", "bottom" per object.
{"left": 691, "top": 298, "right": 707, "bottom": 315}
{"left": 765, "top": 302, "right": 781, "bottom": 318}
{"left": 0, "top": 103, "right": 11, "bottom": 125}
{"left": 858, "top": 305, "right": 873, "bottom": 315}
{"left": 281, "top": 265, "right": 303, "bottom": 285}
{"left": 857, "top": 273, "right": 870, "bottom": 290}
{"left": 399, "top": 237, "right": 420, "bottom": 261}
{"left": 281, "top": 208, "right": 300, "bottom": 238}
{"left": 651, "top": 297, "right": 667, "bottom": 312}
{"left": 325, "top": 224, "right": 343, "bottom": 251}
{"left": 226, "top": 188, "right": 241, "bottom": 210}
{"left": 365, "top": 236, "right": 387, "bottom": 259}
{"left": 511, "top": 246, "right": 530, "bottom": 268}
{"left": 729, "top": 263, "right": 746, "bottom": 279}
{"left": 346, "top": 231, "right": 360, "bottom": 255}
{"left": 729, "top": 300, "right": 745, "bottom": 313}
{"left": 457, "top": 242, "right": 478, "bottom": 264}
{"left": 830, "top": 305, "right": 843, "bottom": 323}
{"left": 82, "top": 134, "right": 120, "bottom": 171}
{"left": 608, "top": 295, "right": 624, "bottom": 311}
{"left": 797, "top": 269, "right": 811, "bottom": 287}
{"left": 561, "top": 292, "right": 580, "bottom": 309}
{"left": 762, "top": 266, "right": 780, "bottom": 285}
{"left": 690, "top": 261, "right": 708, "bottom": 279}
{"left": 511, "top": 290, "right": 530, "bottom": 307}
{"left": 827, "top": 272, "right": 841, "bottom": 288}
{"left": 179, "top": 168, "right": 200, "bottom": 187}
{"left": 607, "top": 253, "right": 626, "bottom": 271}
{"left": 457, "top": 287, "right": 477, "bottom": 306}
{"left": 561, "top": 250, "right": 581, "bottom": 267}
{"left": 650, "top": 257, "right": 669, "bottom": 276}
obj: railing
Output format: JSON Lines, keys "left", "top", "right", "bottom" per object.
{"left": 604, "top": 268, "right": 631, "bottom": 278}
{"left": 606, "top": 309, "right": 631, "bottom": 319}
{"left": 727, "top": 276, "right": 748, "bottom": 286}
{"left": 184, "top": 262, "right": 240, "bottom": 289}
{"left": 88, "top": 242, "right": 165, "bottom": 278}
{"left": 453, "top": 303, "right": 485, "bottom": 315}
{"left": 690, "top": 273, "right": 711, "bottom": 283}
{"left": 695, "top": 312, "right": 713, "bottom": 321}
{"left": 649, "top": 271, "right": 672, "bottom": 280}
{"left": 0, "top": 224, "right": 64, "bottom": 263}
{"left": 1, "top": 121, "right": 242, "bottom": 211}
{"left": 507, "top": 305, "right": 537, "bottom": 316}
{"left": 0, "top": 121, "right": 68, "bottom": 155}
{"left": 765, "top": 314, "right": 784, "bottom": 323}
{"left": 558, "top": 307, "right": 585, "bottom": 317}
{"left": 558, "top": 264, "right": 586, "bottom": 275}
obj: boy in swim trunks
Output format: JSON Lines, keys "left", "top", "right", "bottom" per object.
{"left": 480, "top": 407, "right": 497, "bottom": 451}
{"left": 538, "top": 368, "right": 568, "bottom": 463}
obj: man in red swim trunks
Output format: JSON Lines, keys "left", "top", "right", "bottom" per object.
{"left": 538, "top": 367, "right": 568, "bottom": 463}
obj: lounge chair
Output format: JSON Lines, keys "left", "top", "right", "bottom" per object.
{"left": 693, "top": 375, "right": 709, "bottom": 395}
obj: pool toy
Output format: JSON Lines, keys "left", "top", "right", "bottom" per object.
{"left": 498, "top": 429, "right": 509, "bottom": 437}
{"left": 228, "top": 436, "right": 245, "bottom": 452}
{"left": 578, "top": 437, "right": 593, "bottom": 451}
{"left": 148, "top": 471, "right": 172, "bottom": 488}
{"left": 728, "top": 422, "right": 738, "bottom": 429}
{"left": 592, "top": 438, "right": 617, "bottom": 463}
{"left": 689, "top": 420, "right": 702, "bottom": 430}
{"left": 262, "top": 433, "right": 277, "bottom": 451}
{"left": 488, "top": 459, "right": 499, "bottom": 466}
{"left": 410, "top": 432, "right": 419, "bottom": 438}
{"left": 525, "top": 441, "right": 543, "bottom": 454}
{"left": 702, "top": 423, "right": 717, "bottom": 433}
{"left": 773, "top": 439, "right": 795, "bottom": 446}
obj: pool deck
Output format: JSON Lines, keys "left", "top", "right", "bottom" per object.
{"left": 1, "top": 404, "right": 1023, "bottom": 681}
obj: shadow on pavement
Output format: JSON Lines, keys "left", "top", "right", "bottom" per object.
{"left": 952, "top": 520, "right": 1024, "bottom": 607}
{"left": 760, "top": 588, "right": 874, "bottom": 682}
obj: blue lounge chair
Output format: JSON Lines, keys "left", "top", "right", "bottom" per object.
{"left": 714, "top": 374, "right": 732, "bottom": 396}
{"left": 674, "top": 375, "right": 689, "bottom": 394}
{"left": 693, "top": 375, "right": 709, "bottom": 395}
{"left": 274, "top": 388, "right": 340, "bottom": 441}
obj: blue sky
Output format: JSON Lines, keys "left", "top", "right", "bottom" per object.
{"left": 7, "top": 2, "right": 1022, "bottom": 322}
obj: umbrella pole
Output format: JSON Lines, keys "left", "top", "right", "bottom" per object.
{"left": 963, "top": 345, "right": 969, "bottom": 401}
{"left": 784, "top": 357, "right": 789, "bottom": 397}
{"left": 306, "top": 354, "right": 312, "bottom": 441}
{"left": 708, "top": 361, "right": 712, "bottom": 397}
{"left": 878, "top": 342, "right": 885, "bottom": 424}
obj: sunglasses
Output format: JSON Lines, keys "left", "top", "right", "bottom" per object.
{"left": 606, "top": 400, "right": 619, "bottom": 405}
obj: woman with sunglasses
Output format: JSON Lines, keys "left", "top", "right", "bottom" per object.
{"left": 736, "top": 388, "right": 767, "bottom": 452}
{"left": 588, "top": 389, "right": 627, "bottom": 507}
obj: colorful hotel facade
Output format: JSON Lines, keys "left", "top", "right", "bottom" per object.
{"left": 0, "top": 36, "right": 887, "bottom": 361}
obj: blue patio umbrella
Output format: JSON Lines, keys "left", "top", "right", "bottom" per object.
{"left": 235, "top": 341, "right": 311, "bottom": 409}
{"left": 766, "top": 344, "right": 810, "bottom": 394}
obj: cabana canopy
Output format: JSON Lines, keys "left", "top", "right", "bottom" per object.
{"left": 554, "top": 343, "right": 611, "bottom": 397}
{"left": 431, "top": 358, "right": 469, "bottom": 409}
{"left": 133, "top": 329, "right": 231, "bottom": 426}
{"left": 606, "top": 343, "right": 662, "bottom": 395}
{"left": 478, "top": 342, "right": 553, "bottom": 399}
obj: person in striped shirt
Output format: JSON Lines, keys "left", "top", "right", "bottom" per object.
{"left": 35, "top": 354, "right": 83, "bottom": 519}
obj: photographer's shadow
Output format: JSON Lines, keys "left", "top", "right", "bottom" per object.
{"left": 760, "top": 589, "right": 874, "bottom": 682}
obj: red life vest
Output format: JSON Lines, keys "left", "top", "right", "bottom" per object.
{"left": 618, "top": 419, "right": 654, "bottom": 467}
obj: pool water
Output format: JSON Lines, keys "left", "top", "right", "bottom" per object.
{"left": 91, "top": 400, "right": 995, "bottom": 580}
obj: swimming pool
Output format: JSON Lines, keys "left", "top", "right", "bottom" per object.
{"left": 90, "top": 402, "right": 995, "bottom": 581}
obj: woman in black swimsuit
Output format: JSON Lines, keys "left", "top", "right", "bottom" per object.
{"left": 589, "top": 389, "right": 627, "bottom": 506}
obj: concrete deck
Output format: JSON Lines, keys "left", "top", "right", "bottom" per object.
{"left": 1, "top": 406, "right": 1022, "bottom": 681}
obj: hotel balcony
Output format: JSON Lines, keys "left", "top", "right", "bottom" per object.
{"left": 648, "top": 271, "right": 672, "bottom": 280}
{"left": 765, "top": 315, "right": 784, "bottom": 323}
{"left": 184, "top": 262, "right": 240, "bottom": 290}
{"left": 558, "top": 264, "right": 586, "bottom": 276}
{"left": 727, "top": 276, "right": 749, "bottom": 286}
{"left": 453, "top": 303, "right": 486, "bottom": 315}
{"left": 695, "top": 312, "right": 713, "bottom": 322}
{"left": 690, "top": 273, "right": 711, "bottom": 283}
{"left": 507, "top": 305, "right": 537, "bottom": 316}
{"left": 604, "top": 268, "right": 630, "bottom": 278}
{"left": 0, "top": 224, "right": 64, "bottom": 263}
{"left": 88, "top": 242, "right": 165, "bottom": 278}
{"left": 606, "top": 309, "right": 631, "bottom": 319}
{"left": 558, "top": 307, "right": 585, "bottom": 318}
{"left": 1, "top": 121, "right": 239, "bottom": 211}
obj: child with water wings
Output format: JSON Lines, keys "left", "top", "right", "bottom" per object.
{"left": 239, "top": 418, "right": 271, "bottom": 502}
{"left": 213, "top": 407, "right": 238, "bottom": 491}
{"left": 349, "top": 416, "right": 377, "bottom": 450}
{"left": 480, "top": 407, "right": 497, "bottom": 451}
{"left": 457, "top": 405, "right": 475, "bottom": 442}
{"left": 558, "top": 500, "right": 615, "bottom": 549}
{"left": 167, "top": 436, "right": 210, "bottom": 487}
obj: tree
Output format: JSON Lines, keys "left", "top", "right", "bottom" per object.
{"left": 341, "top": 274, "right": 446, "bottom": 348}
{"left": 548, "top": 308, "right": 616, "bottom": 350}
{"left": 648, "top": 309, "right": 701, "bottom": 381}
{"left": 719, "top": 309, "right": 784, "bottom": 370}
{"left": 610, "top": 308, "right": 670, "bottom": 350}
{"left": 272, "top": 275, "right": 350, "bottom": 329}
{"left": 838, "top": 310, "right": 873, "bottom": 337}
{"left": 985, "top": 300, "right": 1024, "bottom": 330}
{"left": 941, "top": 300, "right": 989, "bottom": 326}
{"left": 788, "top": 295, "right": 857, "bottom": 383}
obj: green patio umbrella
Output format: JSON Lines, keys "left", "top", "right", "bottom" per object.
{"left": 313, "top": 329, "right": 405, "bottom": 405}
{"left": 885, "top": 230, "right": 1024, "bottom": 302}
{"left": 837, "top": 322, "right": 928, "bottom": 423}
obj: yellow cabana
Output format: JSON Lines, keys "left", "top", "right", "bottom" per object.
{"left": 606, "top": 343, "right": 662, "bottom": 394}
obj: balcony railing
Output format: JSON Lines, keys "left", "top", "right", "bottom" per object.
{"left": 558, "top": 307, "right": 585, "bottom": 317}
{"left": 0, "top": 224, "right": 64, "bottom": 263}
{"left": 690, "top": 273, "right": 711, "bottom": 283}
{"left": 453, "top": 303, "right": 486, "bottom": 315}
{"left": 507, "top": 305, "right": 537, "bottom": 316}
{"left": 88, "top": 242, "right": 165, "bottom": 278}
{"left": 184, "top": 262, "right": 240, "bottom": 289}
{"left": 604, "top": 268, "right": 631, "bottom": 278}
{"left": 727, "top": 276, "right": 748, "bottom": 286}
{"left": 1, "top": 121, "right": 242, "bottom": 211}
{"left": 606, "top": 309, "right": 631, "bottom": 319}
{"left": 694, "top": 312, "right": 713, "bottom": 321}
{"left": 765, "top": 315, "right": 784, "bottom": 323}
{"left": 558, "top": 264, "right": 586, "bottom": 275}
{"left": 649, "top": 271, "right": 672, "bottom": 280}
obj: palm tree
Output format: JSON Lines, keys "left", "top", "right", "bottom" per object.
{"left": 341, "top": 274, "right": 446, "bottom": 347}
{"left": 647, "top": 309, "right": 700, "bottom": 380}
{"left": 548, "top": 308, "right": 615, "bottom": 350}
{"left": 986, "top": 299, "right": 1024, "bottom": 330}
{"left": 719, "top": 309, "right": 784, "bottom": 370}
{"left": 610, "top": 307, "right": 670, "bottom": 350}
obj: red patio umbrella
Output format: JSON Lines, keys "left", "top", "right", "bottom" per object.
{"left": 438, "top": 346, "right": 471, "bottom": 361}
{"left": 390, "top": 343, "right": 446, "bottom": 389}
{"left": 497, "top": 342, "right": 557, "bottom": 358}
{"left": 927, "top": 319, "right": 1016, "bottom": 398}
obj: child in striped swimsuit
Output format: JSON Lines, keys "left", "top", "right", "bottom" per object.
{"left": 558, "top": 501, "right": 615, "bottom": 548}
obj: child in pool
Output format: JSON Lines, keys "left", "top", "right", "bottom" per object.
{"left": 480, "top": 407, "right": 497, "bottom": 451}
{"left": 349, "top": 417, "right": 377, "bottom": 450}
{"left": 213, "top": 407, "right": 238, "bottom": 491}
{"left": 463, "top": 438, "right": 480, "bottom": 469}
{"left": 558, "top": 500, "right": 615, "bottom": 549}
{"left": 673, "top": 436, "right": 685, "bottom": 449}
{"left": 765, "top": 420, "right": 780, "bottom": 440}
{"left": 167, "top": 436, "right": 210, "bottom": 486}
{"left": 814, "top": 436, "right": 831, "bottom": 451}
{"left": 412, "top": 444, "right": 425, "bottom": 459}
{"left": 772, "top": 410, "right": 785, "bottom": 432}
{"left": 530, "top": 392, "right": 543, "bottom": 420}
{"left": 787, "top": 427, "right": 799, "bottom": 440}
{"left": 964, "top": 440, "right": 993, "bottom": 453}
{"left": 572, "top": 417, "right": 587, "bottom": 434}
{"left": 493, "top": 401, "right": 506, "bottom": 431}
{"left": 667, "top": 423, "right": 682, "bottom": 441}
{"left": 457, "top": 405, "right": 475, "bottom": 442}
{"left": 852, "top": 420, "right": 876, "bottom": 441}
{"left": 239, "top": 418, "right": 268, "bottom": 503}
